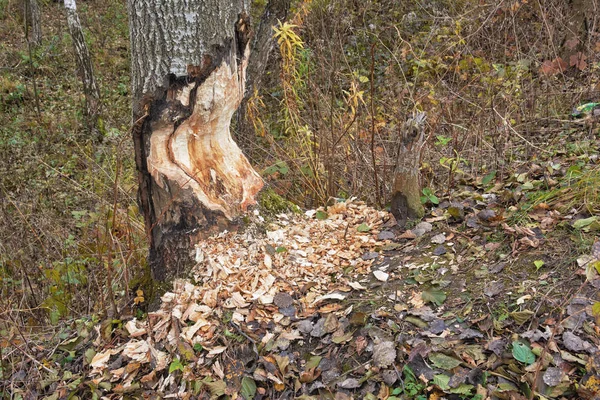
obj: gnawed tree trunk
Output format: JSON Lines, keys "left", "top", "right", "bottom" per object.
{"left": 236, "top": 0, "right": 291, "bottom": 150}
{"left": 390, "top": 112, "right": 426, "bottom": 228}
{"left": 64, "top": 0, "right": 102, "bottom": 142}
{"left": 128, "top": 0, "right": 264, "bottom": 281}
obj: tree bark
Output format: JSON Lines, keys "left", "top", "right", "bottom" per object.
{"left": 236, "top": 0, "right": 291, "bottom": 150}
{"left": 128, "top": 0, "right": 264, "bottom": 281}
{"left": 26, "top": 0, "right": 42, "bottom": 46}
{"left": 561, "top": 0, "right": 595, "bottom": 58}
{"left": 64, "top": 0, "right": 102, "bottom": 142}
{"left": 390, "top": 112, "right": 426, "bottom": 228}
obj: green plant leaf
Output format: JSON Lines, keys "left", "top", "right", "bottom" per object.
{"left": 592, "top": 302, "right": 600, "bottom": 317}
{"left": 515, "top": 172, "right": 527, "bottom": 183}
{"left": 594, "top": 261, "right": 600, "bottom": 274}
{"left": 357, "top": 223, "right": 370, "bottom": 232}
{"left": 84, "top": 348, "right": 96, "bottom": 365}
{"left": 169, "top": 357, "right": 185, "bottom": 373}
{"left": 482, "top": 170, "right": 496, "bottom": 186}
{"left": 572, "top": 102, "right": 600, "bottom": 117}
{"left": 421, "top": 288, "right": 446, "bottom": 306}
{"left": 316, "top": 210, "right": 328, "bottom": 220}
{"left": 512, "top": 341, "right": 535, "bottom": 365}
{"left": 521, "top": 181, "right": 534, "bottom": 190}
{"left": 497, "top": 382, "right": 518, "bottom": 392}
{"left": 263, "top": 161, "right": 289, "bottom": 176}
{"left": 429, "top": 353, "right": 461, "bottom": 369}
{"left": 534, "top": 260, "right": 544, "bottom": 270}
{"left": 573, "top": 216, "right": 598, "bottom": 230}
{"left": 435, "top": 135, "right": 452, "bottom": 146}
{"left": 448, "top": 384, "right": 474, "bottom": 395}
{"left": 306, "top": 355, "right": 322, "bottom": 370}
{"left": 433, "top": 374, "right": 450, "bottom": 390}
{"left": 263, "top": 164, "right": 280, "bottom": 176}
{"left": 241, "top": 377, "right": 257, "bottom": 400}
{"left": 422, "top": 187, "right": 439, "bottom": 204}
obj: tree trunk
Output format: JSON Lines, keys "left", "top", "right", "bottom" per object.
{"left": 236, "top": 0, "right": 291, "bottom": 151}
{"left": 561, "top": 0, "right": 595, "bottom": 59}
{"left": 26, "top": 0, "right": 42, "bottom": 46}
{"left": 127, "top": 0, "right": 264, "bottom": 281}
{"left": 390, "top": 112, "right": 426, "bottom": 228}
{"left": 64, "top": 0, "right": 102, "bottom": 142}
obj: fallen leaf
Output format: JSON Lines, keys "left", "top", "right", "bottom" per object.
{"left": 421, "top": 288, "right": 446, "bottom": 306}
{"left": 312, "top": 292, "right": 347, "bottom": 304}
{"left": 337, "top": 378, "right": 361, "bottom": 389}
{"left": 373, "top": 270, "right": 389, "bottom": 282}
{"left": 510, "top": 310, "right": 534, "bottom": 325}
{"left": 373, "top": 341, "right": 396, "bottom": 367}
{"left": 241, "top": 376, "right": 257, "bottom": 400}
{"left": 569, "top": 52, "right": 588, "bottom": 71}
{"left": 357, "top": 223, "right": 370, "bottom": 232}
{"left": 562, "top": 331, "right": 591, "bottom": 353}
{"left": 484, "top": 281, "right": 504, "bottom": 297}
{"left": 543, "top": 367, "right": 563, "bottom": 387}
{"left": 348, "top": 281, "right": 367, "bottom": 290}
{"left": 431, "top": 233, "right": 446, "bottom": 244}
{"left": 429, "top": 353, "right": 461, "bottom": 369}
{"left": 516, "top": 295, "right": 532, "bottom": 305}
{"left": 512, "top": 341, "right": 535, "bottom": 365}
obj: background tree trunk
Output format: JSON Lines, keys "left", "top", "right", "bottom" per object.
{"left": 236, "top": 0, "right": 291, "bottom": 151}
{"left": 26, "top": 0, "right": 42, "bottom": 46}
{"left": 390, "top": 112, "right": 426, "bottom": 228}
{"left": 64, "top": 0, "right": 102, "bottom": 142}
{"left": 128, "top": 0, "right": 264, "bottom": 281}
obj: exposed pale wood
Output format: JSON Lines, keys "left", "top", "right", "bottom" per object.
{"left": 128, "top": 0, "right": 263, "bottom": 280}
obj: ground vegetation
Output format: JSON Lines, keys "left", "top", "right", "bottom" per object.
{"left": 1, "top": 0, "right": 600, "bottom": 398}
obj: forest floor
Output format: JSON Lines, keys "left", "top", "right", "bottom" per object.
{"left": 6, "top": 125, "right": 600, "bottom": 399}
{"left": 3, "top": 1, "right": 600, "bottom": 399}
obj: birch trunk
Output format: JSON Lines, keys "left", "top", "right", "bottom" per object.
{"left": 26, "top": 0, "right": 42, "bottom": 46}
{"left": 127, "top": 0, "right": 263, "bottom": 281}
{"left": 391, "top": 112, "right": 426, "bottom": 228}
{"left": 64, "top": 0, "right": 102, "bottom": 142}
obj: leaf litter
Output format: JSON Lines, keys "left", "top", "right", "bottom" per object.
{"left": 7, "top": 188, "right": 600, "bottom": 399}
